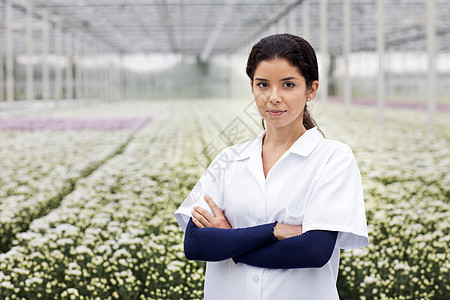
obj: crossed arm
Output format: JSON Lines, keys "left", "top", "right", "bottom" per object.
{"left": 184, "top": 196, "right": 338, "bottom": 269}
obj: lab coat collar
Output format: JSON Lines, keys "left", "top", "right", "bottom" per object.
{"left": 236, "top": 131, "right": 265, "bottom": 161}
{"left": 289, "top": 127, "right": 323, "bottom": 156}
{"left": 236, "top": 127, "right": 322, "bottom": 160}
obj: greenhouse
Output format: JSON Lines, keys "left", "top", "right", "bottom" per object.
{"left": 0, "top": 0, "right": 449, "bottom": 299}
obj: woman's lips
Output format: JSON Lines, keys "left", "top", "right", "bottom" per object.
{"left": 267, "top": 109, "right": 287, "bottom": 116}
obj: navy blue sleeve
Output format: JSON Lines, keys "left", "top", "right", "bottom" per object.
{"left": 184, "top": 218, "right": 277, "bottom": 261}
{"left": 233, "top": 230, "right": 338, "bottom": 269}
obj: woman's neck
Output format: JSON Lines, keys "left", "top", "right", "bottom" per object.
{"left": 263, "top": 122, "right": 307, "bottom": 150}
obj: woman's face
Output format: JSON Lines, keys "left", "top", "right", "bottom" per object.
{"left": 252, "top": 58, "right": 317, "bottom": 130}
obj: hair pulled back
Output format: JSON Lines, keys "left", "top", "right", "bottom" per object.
{"left": 246, "top": 34, "right": 321, "bottom": 133}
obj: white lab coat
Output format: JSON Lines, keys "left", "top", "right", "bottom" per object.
{"left": 175, "top": 127, "right": 369, "bottom": 300}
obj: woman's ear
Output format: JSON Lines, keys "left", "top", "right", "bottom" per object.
{"left": 250, "top": 80, "right": 253, "bottom": 88}
{"left": 308, "top": 80, "right": 319, "bottom": 99}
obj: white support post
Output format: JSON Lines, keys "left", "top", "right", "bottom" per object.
{"left": 112, "top": 61, "right": 116, "bottom": 101}
{"left": 81, "top": 49, "right": 86, "bottom": 100}
{"left": 5, "top": 0, "right": 14, "bottom": 104}
{"left": 426, "top": 0, "right": 437, "bottom": 134}
{"left": 83, "top": 63, "right": 88, "bottom": 101}
{"left": 84, "top": 52, "right": 89, "bottom": 101}
{"left": 93, "top": 50, "right": 98, "bottom": 100}
{"left": 65, "top": 33, "right": 73, "bottom": 101}
{"left": 100, "top": 51, "right": 106, "bottom": 101}
{"left": 105, "top": 56, "right": 109, "bottom": 101}
{"left": 96, "top": 54, "right": 99, "bottom": 100}
{"left": 99, "top": 58, "right": 103, "bottom": 101}
{"left": 26, "top": 3, "right": 34, "bottom": 103}
{"left": 343, "top": 0, "right": 352, "bottom": 119}
{"left": 118, "top": 55, "right": 123, "bottom": 101}
{"left": 110, "top": 59, "right": 115, "bottom": 101}
{"left": 42, "top": 20, "right": 50, "bottom": 104}
{"left": 106, "top": 53, "right": 111, "bottom": 101}
{"left": 104, "top": 53, "right": 109, "bottom": 101}
{"left": 75, "top": 38, "right": 82, "bottom": 100}
{"left": 320, "top": 0, "right": 329, "bottom": 104}
{"left": 0, "top": 54, "right": 3, "bottom": 102}
{"left": 108, "top": 54, "right": 113, "bottom": 101}
{"left": 95, "top": 53, "right": 99, "bottom": 101}
{"left": 54, "top": 23, "right": 62, "bottom": 107}
{"left": 302, "top": 1, "right": 310, "bottom": 40}
{"left": 110, "top": 57, "right": 115, "bottom": 101}
{"left": 376, "top": 0, "right": 385, "bottom": 127}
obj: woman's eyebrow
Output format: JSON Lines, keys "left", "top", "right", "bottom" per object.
{"left": 280, "top": 76, "right": 300, "bottom": 81}
{"left": 254, "top": 76, "right": 300, "bottom": 81}
{"left": 255, "top": 76, "right": 298, "bottom": 81}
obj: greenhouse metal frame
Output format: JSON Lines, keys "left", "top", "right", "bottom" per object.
{"left": 0, "top": 0, "right": 449, "bottom": 132}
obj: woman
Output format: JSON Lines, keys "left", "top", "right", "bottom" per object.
{"left": 175, "top": 34, "right": 369, "bottom": 300}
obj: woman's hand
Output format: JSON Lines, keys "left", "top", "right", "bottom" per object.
{"left": 192, "top": 195, "right": 232, "bottom": 229}
{"left": 273, "top": 223, "right": 303, "bottom": 240}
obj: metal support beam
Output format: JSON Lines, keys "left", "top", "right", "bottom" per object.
{"left": 343, "top": 0, "right": 351, "bottom": 119}
{"left": 26, "top": 3, "right": 34, "bottom": 102}
{"left": 118, "top": 56, "right": 123, "bottom": 100}
{"left": 5, "top": 0, "right": 14, "bottom": 104}
{"left": 83, "top": 53, "right": 89, "bottom": 100}
{"left": 155, "top": 0, "right": 178, "bottom": 53}
{"left": 426, "top": 0, "right": 437, "bottom": 134}
{"left": 228, "top": 0, "right": 304, "bottom": 54}
{"left": 104, "top": 52, "right": 109, "bottom": 101}
{"left": 123, "top": 0, "right": 155, "bottom": 40}
{"left": 0, "top": 55, "right": 3, "bottom": 102}
{"left": 99, "top": 55, "right": 103, "bottom": 101}
{"left": 114, "top": 58, "right": 118, "bottom": 100}
{"left": 109, "top": 60, "right": 113, "bottom": 101}
{"left": 54, "top": 23, "right": 63, "bottom": 107}
{"left": 66, "top": 33, "right": 73, "bottom": 100}
{"left": 42, "top": 20, "right": 50, "bottom": 103}
{"left": 75, "top": 38, "right": 83, "bottom": 100}
{"left": 376, "top": 0, "right": 385, "bottom": 127}
{"left": 320, "top": 0, "right": 328, "bottom": 103}
{"left": 98, "top": 49, "right": 104, "bottom": 100}
{"left": 200, "top": 0, "right": 235, "bottom": 62}
{"left": 110, "top": 58, "right": 115, "bottom": 101}
{"left": 106, "top": 56, "right": 110, "bottom": 101}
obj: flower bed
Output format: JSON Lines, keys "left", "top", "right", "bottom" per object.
{"left": 0, "top": 117, "right": 150, "bottom": 131}
{"left": 0, "top": 120, "right": 144, "bottom": 252}
{"left": 315, "top": 105, "right": 449, "bottom": 299}
{"left": 0, "top": 100, "right": 448, "bottom": 299}
{"left": 0, "top": 103, "right": 209, "bottom": 299}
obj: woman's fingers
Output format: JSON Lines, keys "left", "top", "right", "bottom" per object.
{"left": 204, "top": 195, "right": 222, "bottom": 217}
{"left": 192, "top": 206, "right": 213, "bottom": 227}
{"left": 192, "top": 196, "right": 232, "bottom": 229}
{"left": 191, "top": 214, "right": 205, "bottom": 228}
{"left": 193, "top": 206, "right": 214, "bottom": 221}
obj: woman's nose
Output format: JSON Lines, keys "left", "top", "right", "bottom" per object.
{"left": 268, "top": 88, "right": 281, "bottom": 103}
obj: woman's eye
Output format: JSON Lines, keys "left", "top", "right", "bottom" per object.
{"left": 283, "top": 82, "right": 295, "bottom": 88}
{"left": 257, "top": 82, "right": 268, "bottom": 88}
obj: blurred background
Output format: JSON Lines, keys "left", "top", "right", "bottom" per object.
{"left": 0, "top": 0, "right": 449, "bottom": 129}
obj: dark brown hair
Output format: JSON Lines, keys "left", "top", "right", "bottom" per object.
{"left": 246, "top": 33, "right": 322, "bottom": 134}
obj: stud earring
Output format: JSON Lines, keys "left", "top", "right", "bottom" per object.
{"left": 307, "top": 97, "right": 311, "bottom": 102}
